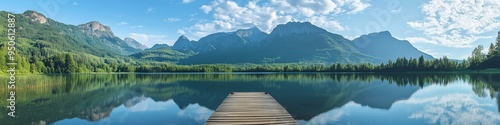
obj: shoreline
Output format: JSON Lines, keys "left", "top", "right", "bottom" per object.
{"left": 5, "top": 68, "right": 500, "bottom": 75}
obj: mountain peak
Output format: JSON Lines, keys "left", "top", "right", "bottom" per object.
{"left": 79, "top": 21, "right": 111, "bottom": 32}
{"left": 270, "top": 22, "right": 327, "bottom": 36}
{"left": 235, "top": 26, "right": 266, "bottom": 38}
{"left": 352, "top": 31, "right": 434, "bottom": 60}
{"left": 286, "top": 21, "right": 312, "bottom": 25}
{"left": 368, "top": 31, "right": 392, "bottom": 37}
{"left": 124, "top": 37, "right": 148, "bottom": 50}
{"left": 149, "top": 44, "right": 170, "bottom": 50}
{"left": 78, "top": 21, "right": 114, "bottom": 37}
{"left": 23, "top": 10, "right": 47, "bottom": 24}
{"left": 236, "top": 26, "right": 260, "bottom": 32}
{"left": 172, "top": 35, "right": 195, "bottom": 51}
{"left": 179, "top": 35, "right": 189, "bottom": 40}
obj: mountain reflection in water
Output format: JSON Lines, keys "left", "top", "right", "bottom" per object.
{"left": 0, "top": 73, "right": 499, "bottom": 125}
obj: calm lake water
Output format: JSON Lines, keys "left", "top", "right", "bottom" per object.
{"left": 1, "top": 73, "right": 500, "bottom": 125}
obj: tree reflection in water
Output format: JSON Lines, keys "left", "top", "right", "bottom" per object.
{"left": 0, "top": 73, "right": 499, "bottom": 124}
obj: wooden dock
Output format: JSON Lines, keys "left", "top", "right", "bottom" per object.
{"left": 205, "top": 92, "right": 298, "bottom": 125}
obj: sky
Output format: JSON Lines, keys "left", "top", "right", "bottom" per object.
{"left": 0, "top": 0, "right": 499, "bottom": 60}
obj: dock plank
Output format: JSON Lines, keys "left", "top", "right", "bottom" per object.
{"left": 205, "top": 92, "right": 298, "bottom": 125}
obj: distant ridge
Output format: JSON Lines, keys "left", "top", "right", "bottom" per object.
{"left": 352, "top": 31, "right": 434, "bottom": 60}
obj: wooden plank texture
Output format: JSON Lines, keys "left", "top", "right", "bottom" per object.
{"left": 205, "top": 92, "right": 298, "bottom": 125}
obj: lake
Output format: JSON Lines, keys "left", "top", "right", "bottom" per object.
{"left": 1, "top": 73, "right": 500, "bottom": 125}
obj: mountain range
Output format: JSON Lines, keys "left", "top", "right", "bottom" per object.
{"left": 160, "top": 22, "right": 433, "bottom": 64}
{"left": 2, "top": 10, "right": 434, "bottom": 66}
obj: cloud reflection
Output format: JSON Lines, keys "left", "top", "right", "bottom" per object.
{"left": 177, "top": 103, "right": 214, "bottom": 123}
{"left": 128, "top": 98, "right": 174, "bottom": 112}
{"left": 300, "top": 102, "right": 355, "bottom": 125}
{"left": 409, "top": 94, "right": 500, "bottom": 125}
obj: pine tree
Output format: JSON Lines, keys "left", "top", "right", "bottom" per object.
{"left": 418, "top": 55, "right": 424, "bottom": 68}
{"left": 470, "top": 45, "right": 486, "bottom": 66}
{"left": 487, "top": 43, "right": 495, "bottom": 58}
{"left": 65, "top": 54, "right": 78, "bottom": 73}
{"left": 496, "top": 31, "right": 500, "bottom": 55}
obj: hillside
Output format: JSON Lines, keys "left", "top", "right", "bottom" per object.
{"left": 130, "top": 43, "right": 191, "bottom": 62}
{"left": 477, "top": 55, "right": 500, "bottom": 69}
{"left": 0, "top": 10, "right": 142, "bottom": 73}
{"left": 475, "top": 31, "right": 500, "bottom": 69}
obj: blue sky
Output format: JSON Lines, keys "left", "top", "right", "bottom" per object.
{"left": 1, "top": 0, "right": 499, "bottom": 60}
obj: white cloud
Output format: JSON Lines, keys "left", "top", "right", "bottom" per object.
{"left": 340, "top": 0, "right": 371, "bottom": 14}
{"left": 128, "top": 33, "right": 169, "bottom": 47}
{"left": 408, "top": 0, "right": 500, "bottom": 48}
{"left": 405, "top": 37, "right": 438, "bottom": 44}
{"left": 177, "top": 103, "right": 213, "bottom": 123}
{"left": 177, "top": 29, "right": 186, "bottom": 35}
{"left": 147, "top": 7, "right": 155, "bottom": 13}
{"left": 185, "top": 0, "right": 370, "bottom": 39}
{"left": 130, "top": 25, "right": 143, "bottom": 28}
{"left": 182, "top": 0, "right": 194, "bottom": 4}
{"left": 128, "top": 98, "right": 174, "bottom": 112}
{"left": 72, "top": 2, "right": 78, "bottom": 5}
{"left": 116, "top": 21, "right": 128, "bottom": 25}
{"left": 190, "top": 13, "right": 198, "bottom": 17}
{"left": 200, "top": 5, "right": 212, "bottom": 13}
{"left": 305, "top": 110, "right": 348, "bottom": 125}
{"left": 307, "top": 16, "right": 348, "bottom": 31}
{"left": 166, "top": 18, "right": 181, "bottom": 22}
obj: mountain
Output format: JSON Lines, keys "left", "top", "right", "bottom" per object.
{"left": 18, "top": 11, "right": 143, "bottom": 56}
{"left": 175, "top": 22, "right": 437, "bottom": 64}
{"left": 0, "top": 10, "right": 145, "bottom": 73}
{"left": 258, "top": 22, "right": 380, "bottom": 63}
{"left": 149, "top": 44, "right": 169, "bottom": 50}
{"left": 172, "top": 27, "right": 268, "bottom": 53}
{"left": 23, "top": 10, "right": 47, "bottom": 24}
{"left": 352, "top": 31, "right": 434, "bottom": 60}
{"left": 8, "top": 11, "right": 136, "bottom": 55}
{"left": 14, "top": 11, "right": 142, "bottom": 56}
{"left": 171, "top": 35, "right": 196, "bottom": 52}
{"left": 130, "top": 44, "right": 191, "bottom": 62}
{"left": 179, "top": 22, "right": 383, "bottom": 64}
{"left": 124, "top": 37, "right": 148, "bottom": 50}
{"left": 78, "top": 21, "right": 142, "bottom": 55}
{"left": 2, "top": 10, "right": 435, "bottom": 70}
{"left": 234, "top": 26, "right": 268, "bottom": 43}
{"left": 269, "top": 22, "right": 327, "bottom": 36}
{"left": 78, "top": 21, "right": 115, "bottom": 38}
